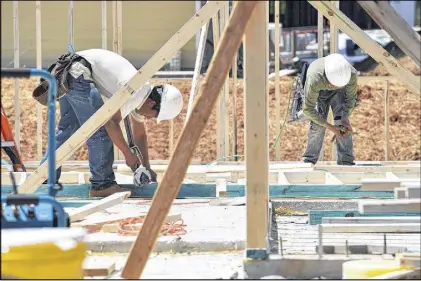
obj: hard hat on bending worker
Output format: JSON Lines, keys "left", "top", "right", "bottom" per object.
{"left": 131, "top": 84, "right": 183, "bottom": 123}
{"left": 324, "top": 53, "right": 352, "bottom": 88}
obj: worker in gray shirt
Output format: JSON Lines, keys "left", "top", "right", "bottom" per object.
{"left": 302, "top": 53, "right": 358, "bottom": 165}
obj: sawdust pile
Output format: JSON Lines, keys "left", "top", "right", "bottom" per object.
{"left": 1, "top": 59, "right": 420, "bottom": 163}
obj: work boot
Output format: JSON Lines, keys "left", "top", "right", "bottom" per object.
{"left": 89, "top": 183, "right": 132, "bottom": 198}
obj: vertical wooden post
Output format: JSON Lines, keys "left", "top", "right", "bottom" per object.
{"left": 244, "top": 1, "right": 269, "bottom": 255}
{"left": 274, "top": 0, "right": 281, "bottom": 161}
{"left": 231, "top": 1, "right": 238, "bottom": 160}
{"left": 185, "top": 2, "right": 209, "bottom": 122}
{"left": 13, "top": 1, "right": 20, "bottom": 151}
{"left": 223, "top": 1, "right": 230, "bottom": 159}
{"left": 317, "top": 10, "right": 325, "bottom": 161}
{"left": 328, "top": 0, "right": 339, "bottom": 161}
{"left": 101, "top": 1, "right": 107, "bottom": 49}
{"left": 384, "top": 80, "right": 390, "bottom": 161}
{"left": 35, "top": 1, "right": 42, "bottom": 160}
{"left": 68, "top": 0, "right": 75, "bottom": 160}
{"left": 120, "top": 2, "right": 257, "bottom": 278}
{"left": 68, "top": 1, "right": 74, "bottom": 47}
{"left": 112, "top": 1, "right": 125, "bottom": 160}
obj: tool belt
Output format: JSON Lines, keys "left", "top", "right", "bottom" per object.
{"left": 32, "top": 53, "right": 92, "bottom": 106}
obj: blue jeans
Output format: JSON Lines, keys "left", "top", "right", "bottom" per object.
{"left": 302, "top": 89, "right": 355, "bottom": 165}
{"left": 41, "top": 75, "right": 116, "bottom": 190}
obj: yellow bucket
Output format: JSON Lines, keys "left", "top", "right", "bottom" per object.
{"left": 342, "top": 259, "right": 405, "bottom": 279}
{"left": 1, "top": 228, "right": 87, "bottom": 279}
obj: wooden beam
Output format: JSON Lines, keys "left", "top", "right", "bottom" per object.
{"left": 322, "top": 216, "right": 421, "bottom": 224}
{"left": 244, "top": 1, "right": 269, "bottom": 252}
{"left": 359, "top": 199, "right": 421, "bottom": 214}
{"left": 35, "top": 0, "right": 42, "bottom": 160}
{"left": 384, "top": 80, "right": 390, "bottom": 161}
{"left": 185, "top": 19, "right": 209, "bottom": 122}
{"left": 120, "top": 2, "right": 257, "bottom": 278}
{"left": 321, "top": 223, "right": 421, "bottom": 233}
{"left": 16, "top": 1, "right": 225, "bottom": 194}
{"left": 13, "top": 1, "right": 20, "bottom": 151}
{"left": 357, "top": 0, "right": 421, "bottom": 68}
{"left": 317, "top": 10, "right": 324, "bottom": 162}
{"left": 67, "top": 191, "right": 130, "bottom": 222}
{"left": 328, "top": 0, "right": 339, "bottom": 161}
{"left": 308, "top": 1, "right": 421, "bottom": 96}
{"left": 68, "top": 1, "right": 74, "bottom": 47}
{"left": 222, "top": 2, "right": 230, "bottom": 159}
{"left": 274, "top": 0, "right": 281, "bottom": 161}
{"left": 101, "top": 1, "right": 107, "bottom": 49}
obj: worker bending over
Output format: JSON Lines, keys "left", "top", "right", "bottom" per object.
{"left": 301, "top": 53, "right": 357, "bottom": 165}
{"left": 33, "top": 49, "right": 183, "bottom": 197}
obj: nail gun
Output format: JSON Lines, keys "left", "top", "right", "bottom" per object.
{"left": 289, "top": 61, "right": 309, "bottom": 123}
{"left": 123, "top": 117, "right": 152, "bottom": 186}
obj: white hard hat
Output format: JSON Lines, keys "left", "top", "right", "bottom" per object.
{"left": 156, "top": 84, "right": 183, "bottom": 121}
{"left": 324, "top": 53, "right": 352, "bottom": 87}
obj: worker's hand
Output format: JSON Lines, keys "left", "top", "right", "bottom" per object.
{"left": 147, "top": 168, "right": 157, "bottom": 182}
{"left": 326, "top": 123, "right": 343, "bottom": 137}
{"left": 125, "top": 152, "right": 140, "bottom": 172}
{"left": 342, "top": 119, "right": 353, "bottom": 133}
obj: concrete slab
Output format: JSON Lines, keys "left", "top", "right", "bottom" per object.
{"left": 84, "top": 252, "right": 244, "bottom": 279}
{"left": 83, "top": 205, "right": 246, "bottom": 253}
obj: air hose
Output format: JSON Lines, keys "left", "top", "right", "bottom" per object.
{"left": 206, "top": 81, "right": 296, "bottom": 165}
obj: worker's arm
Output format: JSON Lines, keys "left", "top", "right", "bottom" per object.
{"left": 344, "top": 72, "right": 358, "bottom": 117}
{"left": 130, "top": 113, "right": 157, "bottom": 182}
{"left": 303, "top": 80, "right": 325, "bottom": 126}
{"left": 103, "top": 112, "right": 140, "bottom": 170}
{"left": 303, "top": 78, "right": 342, "bottom": 137}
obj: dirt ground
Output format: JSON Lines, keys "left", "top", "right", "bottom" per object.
{"left": 1, "top": 57, "right": 420, "bottom": 163}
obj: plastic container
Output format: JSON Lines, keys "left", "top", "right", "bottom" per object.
{"left": 1, "top": 228, "right": 87, "bottom": 279}
{"left": 342, "top": 259, "right": 405, "bottom": 279}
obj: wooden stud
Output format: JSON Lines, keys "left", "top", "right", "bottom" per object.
{"left": 384, "top": 80, "right": 390, "bottom": 161}
{"left": 13, "top": 1, "right": 20, "bottom": 151}
{"left": 308, "top": 1, "right": 421, "bottom": 96}
{"left": 317, "top": 11, "right": 324, "bottom": 161}
{"left": 68, "top": 1, "right": 74, "bottom": 47}
{"left": 321, "top": 223, "right": 421, "bottom": 233}
{"left": 101, "top": 1, "right": 107, "bottom": 49}
{"left": 222, "top": 2, "right": 230, "bottom": 159}
{"left": 274, "top": 0, "right": 281, "bottom": 161}
{"left": 185, "top": 18, "right": 209, "bottom": 122}
{"left": 359, "top": 199, "right": 421, "bottom": 214}
{"left": 35, "top": 1, "right": 42, "bottom": 160}
{"left": 67, "top": 191, "right": 130, "bottom": 223}
{"left": 231, "top": 0, "right": 238, "bottom": 160}
{"left": 16, "top": 1, "right": 225, "bottom": 194}
{"left": 244, "top": 1, "right": 269, "bottom": 251}
{"left": 328, "top": 0, "right": 339, "bottom": 161}
{"left": 322, "top": 216, "right": 421, "bottom": 224}
{"left": 120, "top": 2, "right": 257, "bottom": 278}
{"left": 357, "top": 0, "right": 421, "bottom": 68}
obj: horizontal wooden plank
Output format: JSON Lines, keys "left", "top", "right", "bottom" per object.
{"left": 321, "top": 216, "right": 421, "bottom": 224}
{"left": 308, "top": 210, "right": 421, "bottom": 225}
{"left": 359, "top": 199, "right": 421, "bottom": 214}
{"left": 321, "top": 223, "right": 421, "bottom": 233}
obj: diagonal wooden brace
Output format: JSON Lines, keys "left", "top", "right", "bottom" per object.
{"left": 357, "top": 1, "right": 421, "bottom": 68}
{"left": 120, "top": 1, "right": 259, "bottom": 279}
{"left": 17, "top": 1, "right": 225, "bottom": 194}
{"left": 308, "top": 0, "right": 421, "bottom": 96}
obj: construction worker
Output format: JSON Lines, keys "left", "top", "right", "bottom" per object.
{"left": 33, "top": 49, "right": 183, "bottom": 197}
{"left": 301, "top": 53, "right": 357, "bottom": 165}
